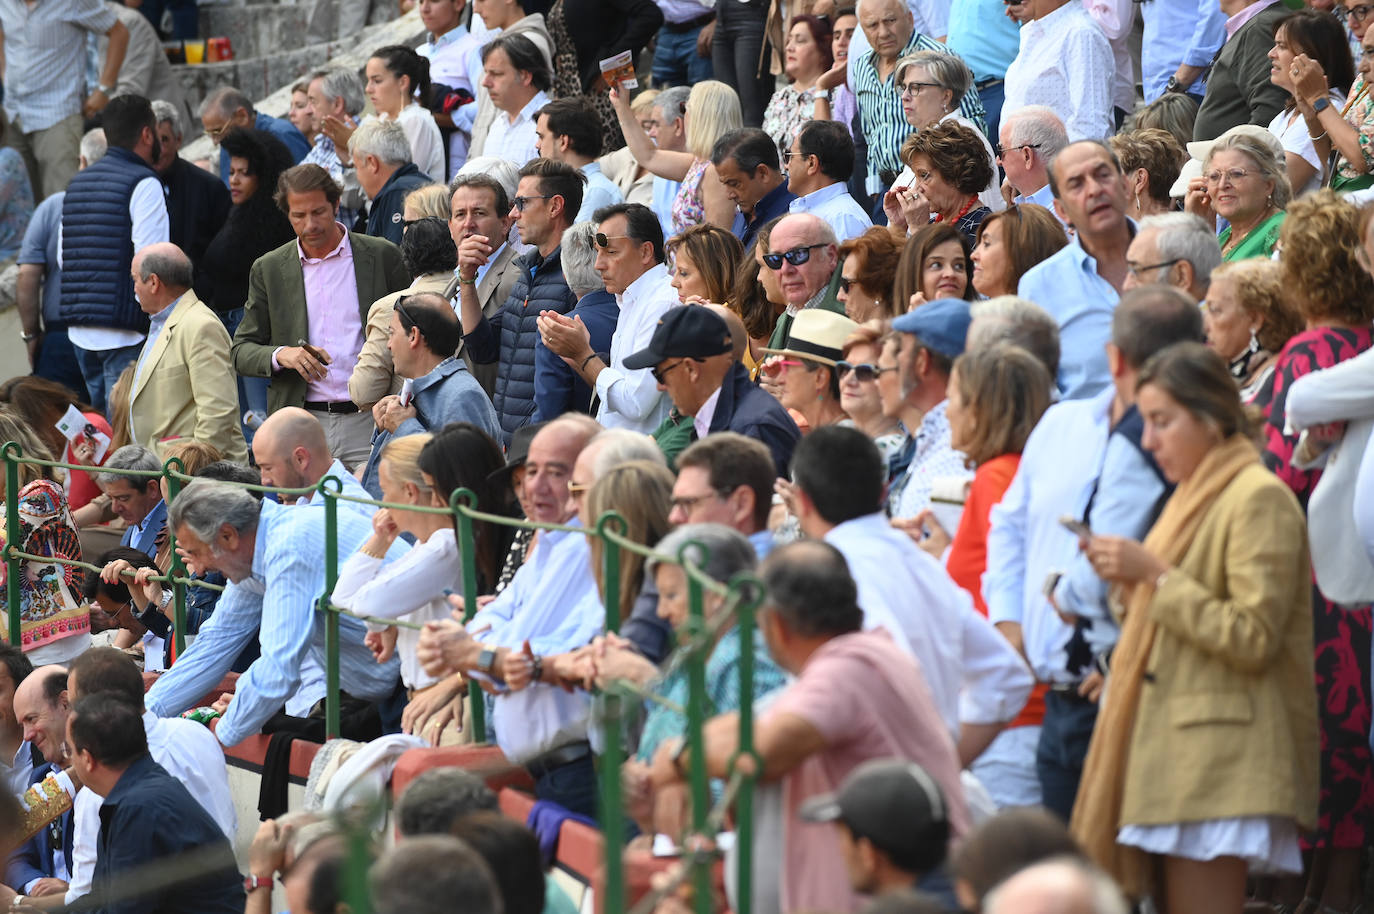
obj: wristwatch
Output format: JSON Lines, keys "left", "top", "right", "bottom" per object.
{"left": 1312, "top": 96, "right": 1332, "bottom": 115}
{"left": 96, "top": 83, "right": 115, "bottom": 96}
{"left": 19, "top": 330, "right": 38, "bottom": 342}
{"left": 478, "top": 648, "right": 497, "bottom": 674}
{"left": 1164, "top": 75, "right": 1186, "bottom": 94}
{"left": 243, "top": 875, "right": 272, "bottom": 893}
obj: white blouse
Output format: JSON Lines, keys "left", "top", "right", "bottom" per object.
{"left": 381, "top": 103, "right": 447, "bottom": 183}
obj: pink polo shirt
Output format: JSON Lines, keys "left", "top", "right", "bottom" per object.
{"left": 767, "top": 628, "right": 971, "bottom": 914}
{"left": 298, "top": 225, "right": 364, "bottom": 403}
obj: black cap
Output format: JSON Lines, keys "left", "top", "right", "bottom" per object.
{"left": 623, "top": 305, "right": 733, "bottom": 370}
{"left": 799, "top": 759, "right": 950, "bottom": 872}
{"left": 487, "top": 421, "right": 546, "bottom": 482}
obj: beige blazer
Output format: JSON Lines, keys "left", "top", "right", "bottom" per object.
{"left": 348, "top": 272, "right": 456, "bottom": 410}
{"left": 129, "top": 292, "right": 248, "bottom": 464}
{"left": 1122, "top": 464, "right": 1319, "bottom": 829}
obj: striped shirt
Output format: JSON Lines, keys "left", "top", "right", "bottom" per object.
{"left": 852, "top": 31, "right": 987, "bottom": 191}
{"left": 0, "top": 0, "right": 116, "bottom": 132}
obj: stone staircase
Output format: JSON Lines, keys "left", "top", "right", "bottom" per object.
{"left": 170, "top": 0, "right": 427, "bottom": 157}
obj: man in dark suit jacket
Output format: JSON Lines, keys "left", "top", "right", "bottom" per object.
{"left": 231, "top": 164, "right": 410, "bottom": 470}
{"left": 151, "top": 100, "right": 230, "bottom": 292}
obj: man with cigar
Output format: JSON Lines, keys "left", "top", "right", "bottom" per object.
{"left": 231, "top": 163, "right": 409, "bottom": 469}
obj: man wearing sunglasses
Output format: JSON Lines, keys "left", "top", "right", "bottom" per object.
{"left": 786, "top": 120, "right": 873, "bottom": 244}
{"left": 763, "top": 213, "right": 844, "bottom": 349}
{"left": 457, "top": 158, "right": 581, "bottom": 444}
{"left": 627, "top": 305, "right": 799, "bottom": 475}
{"left": 997, "top": 106, "right": 1067, "bottom": 213}
{"left": 538, "top": 202, "right": 675, "bottom": 434}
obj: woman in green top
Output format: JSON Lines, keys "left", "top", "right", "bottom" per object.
{"left": 1185, "top": 132, "right": 1291, "bottom": 261}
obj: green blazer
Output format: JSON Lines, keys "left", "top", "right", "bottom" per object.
{"left": 230, "top": 232, "right": 410, "bottom": 414}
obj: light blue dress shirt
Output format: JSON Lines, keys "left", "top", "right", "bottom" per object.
{"left": 652, "top": 176, "right": 682, "bottom": 242}
{"left": 984, "top": 387, "right": 1115, "bottom": 683}
{"left": 1140, "top": 0, "right": 1227, "bottom": 102}
{"left": 946, "top": 0, "right": 1021, "bottom": 83}
{"left": 787, "top": 182, "right": 874, "bottom": 243}
{"left": 1053, "top": 416, "right": 1168, "bottom": 658}
{"left": 146, "top": 499, "right": 405, "bottom": 745}
{"left": 468, "top": 520, "right": 606, "bottom": 763}
{"left": 1017, "top": 233, "right": 1125, "bottom": 400}
{"left": 577, "top": 162, "right": 626, "bottom": 223}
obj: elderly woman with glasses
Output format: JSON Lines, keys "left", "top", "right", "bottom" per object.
{"left": 885, "top": 121, "right": 995, "bottom": 245}
{"left": 836, "top": 228, "right": 903, "bottom": 322}
{"left": 838, "top": 324, "right": 904, "bottom": 458}
{"left": 885, "top": 51, "right": 999, "bottom": 215}
{"left": 1292, "top": 19, "right": 1374, "bottom": 192}
{"left": 1184, "top": 132, "right": 1291, "bottom": 261}
{"left": 761, "top": 309, "right": 860, "bottom": 435}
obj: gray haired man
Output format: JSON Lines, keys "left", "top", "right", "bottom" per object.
{"left": 150, "top": 98, "right": 230, "bottom": 285}
{"left": 350, "top": 119, "right": 428, "bottom": 246}
{"left": 1122, "top": 212, "right": 1221, "bottom": 302}
{"left": 95, "top": 445, "right": 166, "bottom": 558}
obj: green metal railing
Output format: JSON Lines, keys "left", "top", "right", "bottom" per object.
{"left": 0, "top": 442, "right": 763, "bottom": 914}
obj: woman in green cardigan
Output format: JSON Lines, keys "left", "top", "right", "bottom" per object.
{"left": 1185, "top": 131, "right": 1290, "bottom": 261}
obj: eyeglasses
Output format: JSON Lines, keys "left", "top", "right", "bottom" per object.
{"left": 671, "top": 491, "right": 727, "bottom": 513}
{"left": 761, "top": 357, "right": 806, "bottom": 376}
{"left": 1125, "top": 258, "right": 1182, "bottom": 279}
{"left": 567, "top": 481, "right": 590, "bottom": 500}
{"left": 993, "top": 142, "right": 1041, "bottom": 160}
{"left": 782, "top": 150, "right": 810, "bottom": 162}
{"left": 1203, "top": 168, "right": 1252, "bottom": 186}
{"left": 203, "top": 122, "right": 231, "bottom": 141}
{"left": 652, "top": 359, "right": 689, "bottom": 383}
{"left": 899, "top": 81, "right": 941, "bottom": 97}
{"left": 839, "top": 276, "right": 857, "bottom": 293}
{"left": 762, "top": 243, "right": 827, "bottom": 270}
{"left": 1340, "top": 4, "right": 1374, "bottom": 21}
{"left": 512, "top": 194, "right": 554, "bottom": 212}
{"left": 836, "top": 361, "right": 893, "bottom": 382}
{"left": 595, "top": 233, "right": 633, "bottom": 248}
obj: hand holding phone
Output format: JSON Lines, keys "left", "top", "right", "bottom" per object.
{"left": 1059, "top": 515, "right": 1092, "bottom": 539}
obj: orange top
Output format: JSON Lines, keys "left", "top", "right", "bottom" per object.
{"left": 945, "top": 453, "right": 1045, "bottom": 728}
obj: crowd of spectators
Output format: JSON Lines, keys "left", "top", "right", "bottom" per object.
{"left": 5, "top": 0, "right": 1374, "bottom": 912}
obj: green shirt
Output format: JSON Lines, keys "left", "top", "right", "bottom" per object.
{"left": 1219, "top": 209, "right": 1284, "bottom": 262}
{"left": 652, "top": 408, "right": 696, "bottom": 471}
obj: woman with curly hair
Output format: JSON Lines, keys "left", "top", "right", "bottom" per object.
{"left": 970, "top": 203, "right": 1068, "bottom": 299}
{"left": 761, "top": 15, "right": 833, "bottom": 160}
{"left": 667, "top": 224, "right": 745, "bottom": 304}
{"left": 1258, "top": 191, "right": 1374, "bottom": 914}
{"left": 1202, "top": 258, "right": 1303, "bottom": 402}
{"left": 836, "top": 228, "right": 903, "bottom": 322}
{"left": 195, "top": 128, "right": 297, "bottom": 327}
{"left": 1109, "top": 128, "right": 1187, "bottom": 220}
{"left": 892, "top": 223, "right": 973, "bottom": 312}
{"left": 885, "top": 120, "right": 995, "bottom": 244}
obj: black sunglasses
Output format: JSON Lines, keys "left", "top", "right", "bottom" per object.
{"left": 763, "top": 243, "right": 827, "bottom": 270}
{"left": 993, "top": 142, "right": 1042, "bottom": 159}
{"left": 836, "top": 361, "right": 892, "bottom": 382}
{"left": 394, "top": 295, "right": 416, "bottom": 332}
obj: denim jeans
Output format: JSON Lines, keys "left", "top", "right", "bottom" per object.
{"left": 33, "top": 325, "right": 88, "bottom": 401}
{"left": 653, "top": 24, "right": 715, "bottom": 87}
{"left": 978, "top": 80, "right": 1006, "bottom": 152}
{"left": 219, "top": 307, "right": 269, "bottom": 442}
{"left": 534, "top": 754, "right": 599, "bottom": 821}
{"left": 712, "top": 0, "right": 772, "bottom": 127}
{"left": 73, "top": 341, "right": 144, "bottom": 417}
{"left": 1036, "top": 690, "right": 1099, "bottom": 821}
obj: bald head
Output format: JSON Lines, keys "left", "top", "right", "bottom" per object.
{"left": 984, "top": 859, "right": 1129, "bottom": 914}
{"left": 769, "top": 214, "right": 839, "bottom": 307}
{"left": 14, "top": 666, "right": 69, "bottom": 765}
{"left": 525, "top": 416, "right": 601, "bottom": 524}
{"left": 701, "top": 304, "right": 747, "bottom": 361}
{"left": 251, "top": 408, "right": 333, "bottom": 492}
{"left": 133, "top": 243, "right": 194, "bottom": 314}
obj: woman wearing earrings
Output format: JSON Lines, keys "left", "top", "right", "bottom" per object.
{"left": 1201, "top": 258, "right": 1303, "bottom": 403}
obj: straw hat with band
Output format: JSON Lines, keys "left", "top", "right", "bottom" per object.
{"left": 760, "top": 309, "right": 860, "bottom": 368}
{"left": 1167, "top": 124, "right": 1287, "bottom": 199}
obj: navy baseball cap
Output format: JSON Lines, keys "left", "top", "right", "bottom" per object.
{"left": 623, "top": 305, "right": 733, "bottom": 370}
{"left": 890, "top": 299, "right": 973, "bottom": 360}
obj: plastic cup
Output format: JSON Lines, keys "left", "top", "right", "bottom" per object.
{"left": 184, "top": 40, "right": 206, "bottom": 64}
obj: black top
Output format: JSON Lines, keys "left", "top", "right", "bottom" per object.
{"left": 195, "top": 195, "right": 296, "bottom": 313}
{"left": 162, "top": 158, "right": 231, "bottom": 292}
{"left": 558, "top": 0, "right": 663, "bottom": 90}
{"left": 92, "top": 754, "right": 244, "bottom": 914}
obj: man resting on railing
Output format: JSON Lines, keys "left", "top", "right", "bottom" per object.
{"left": 144, "top": 480, "right": 404, "bottom": 746}
{"left": 415, "top": 415, "right": 606, "bottom": 819}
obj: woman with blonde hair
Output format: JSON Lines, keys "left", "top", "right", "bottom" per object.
{"left": 609, "top": 81, "right": 742, "bottom": 233}
{"left": 0, "top": 410, "right": 89, "bottom": 664}
{"left": 335, "top": 432, "right": 460, "bottom": 698}
{"left": 584, "top": 459, "right": 675, "bottom": 626}
{"left": 667, "top": 224, "right": 745, "bottom": 305}
{"left": 1184, "top": 132, "right": 1291, "bottom": 261}
{"left": 403, "top": 183, "right": 451, "bottom": 221}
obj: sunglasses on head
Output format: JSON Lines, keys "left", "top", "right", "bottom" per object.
{"left": 763, "top": 243, "right": 827, "bottom": 270}
{"left": 596, "top": 233, "right": 633, "bottom": 248}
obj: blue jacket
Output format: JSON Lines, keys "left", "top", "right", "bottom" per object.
{"left": 6, "top": 756, "right": 72, "bottom": 893}
{"left": 708, "top": 361, "right": 801, "bottom": 477}
{"left": 92, "top": 754, "right": 244, "bottom": 914}
{"left": 533, "top": 290, "right": 619, "bottom": 422}
{"left": 59, "top": 147, "right": 158, "bottom": 332}
{"left": 464, "top": 246, "right": 578, "bottom": 444}
{"left": 361, "top": 357, "right": 503, "bottom": 497}
{"left": 120, "top": 499, "right": 167, "bottom": 559}
{"left": 366, "top": 163, "right": 430, "bottom": 246}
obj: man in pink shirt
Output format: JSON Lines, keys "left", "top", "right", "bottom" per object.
{"left": 651, "top": 540, "right": 970, "bottom": 914}
{"left": 230, "top": 164, "right": 410, "bottom": 469}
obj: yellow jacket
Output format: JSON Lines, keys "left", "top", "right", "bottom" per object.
{"left": 1121, "top": 463, "right": 1318, "bottom": 829}
{"left": 128, "top": 292, "right": 247, "bottom": 465}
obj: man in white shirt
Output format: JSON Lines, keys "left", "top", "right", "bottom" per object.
{"left": 418, "top": 0, "right": 487, "bottom": 177}
{"left": 998, "top": 105, "right": 1068, "bottom": 211}
{"left": 786, "top": 120, "right": 873, "bottom": 243}
{"left": 1002, "top": 0, "right": 1114, "bottom": 142}
{"left": 416, "top": 416, "right": 605, "bottom": 818}
{"left": 539, "top": 202, "right": 675, "bottom": 433}
{"left": 534, "top": 97, "right": 625, "bottom": 222}
{"left": 58, "top": 94, "right": 169, "bottom": 415}
{"left": 789, "top": 425, "right": 1033, "bottom": 763}
{"left": 474, "top": 32, "right": 552, "bottom": 165}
